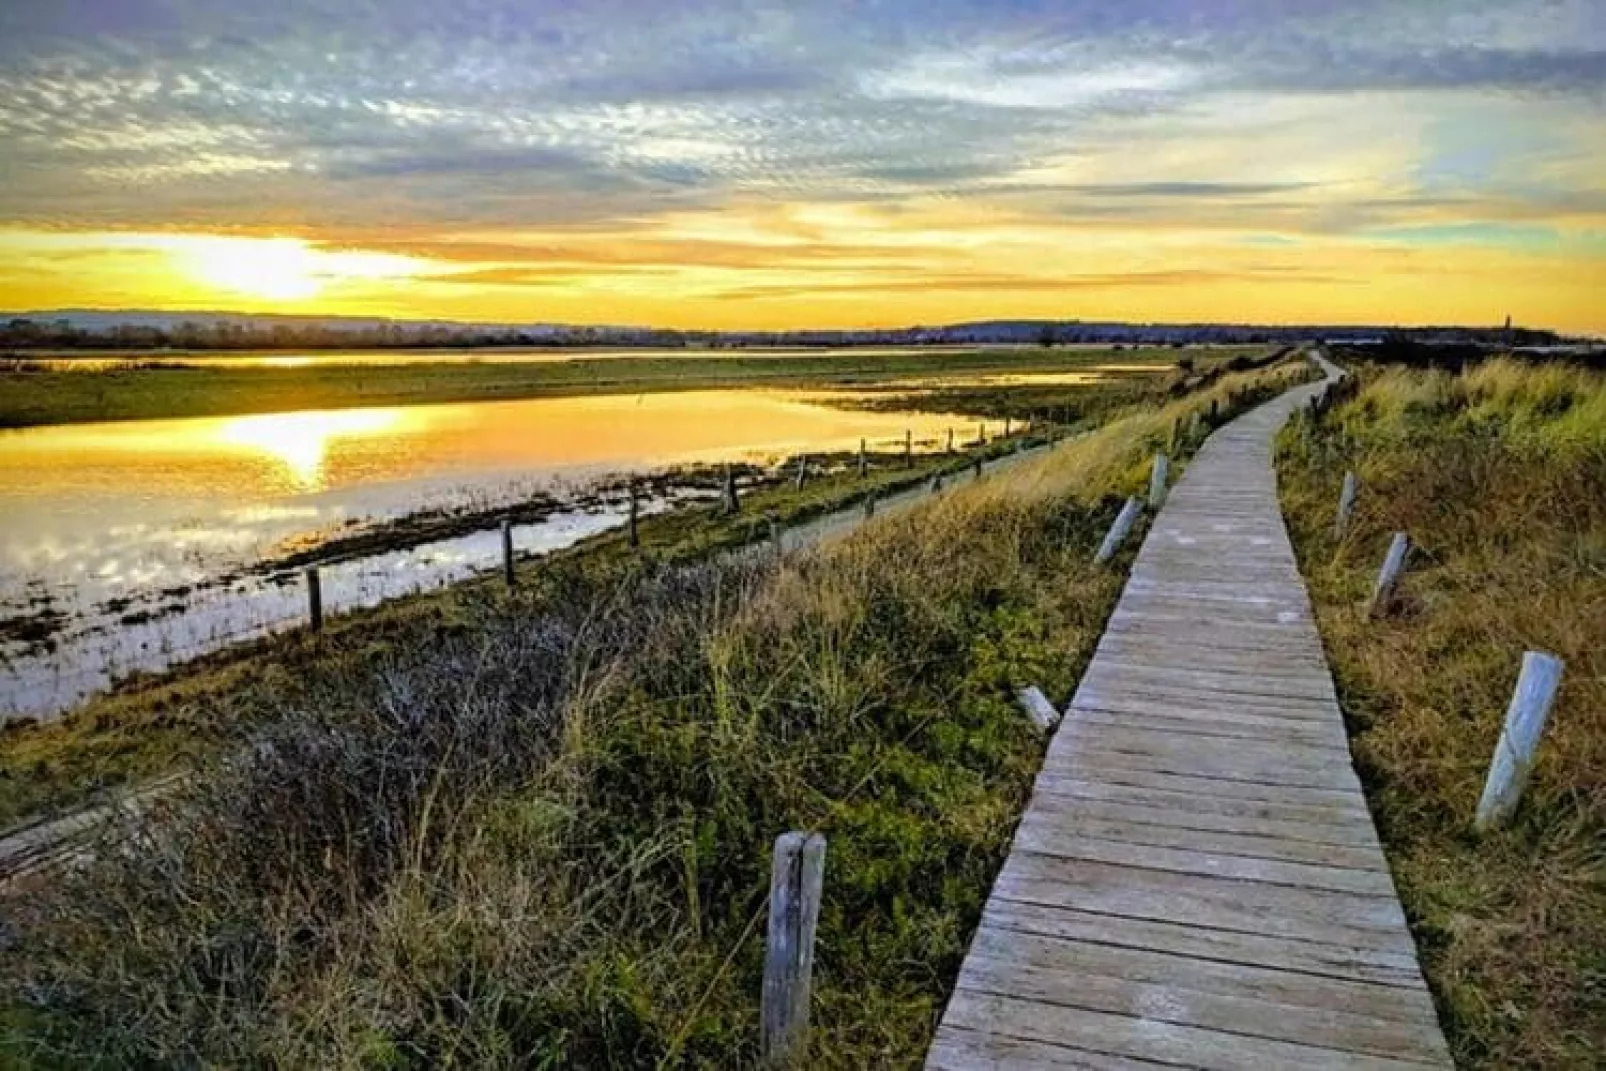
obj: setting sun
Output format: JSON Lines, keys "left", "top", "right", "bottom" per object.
{"left": 188, "top": 238, "right": 323, "bottom": 301}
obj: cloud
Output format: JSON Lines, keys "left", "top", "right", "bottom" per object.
{"left": 0, "top": 0, "right": 1601, "bottom": 268}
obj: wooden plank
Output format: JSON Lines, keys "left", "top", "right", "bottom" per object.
{"left": 980, "top": 899, "right": 1429, "bottom": 988}
{"left": 941, "top": 990, "right": 1443, "bottom": 1071}
{"left": 1017, "top": 798, "right": 1387, "bottom": 868}
{"left": 956, "top": 950, "right": 1448, "bottom": 1062}
{"left": 1028, "top": 774, "right": 1374, "bottom": 830}
{"left": 927, "top": 1026, "right": 1172, "bottom": 1071}
{"left": 993, "top": 854, "right": 1414, "bottom": 950}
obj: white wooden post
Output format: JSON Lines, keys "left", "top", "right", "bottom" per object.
{"left": 304, "top": 568, "right": 323, "bottom": 632}
{"left": 1368, "top": 531, "right": 1409, "bottom": 616}
{"left": 761, "top": 831, "right": 826, "bottom": 1067}
{"left": 500, "top": 518, "right": 515, "bottom": 588}
{"left": 1094, "top": 497, "right": 1143, "bottom": 565}
{"left": 1475, "top": 652, "right": 1565, "bottom": 832}
{"left": 1148, "top": 453, "right": 1169, "bottom": 510}
{"left": 1334, "top": 471, "right": 1358, "bottom": 539}
{"left": 1016, "top": 686, "right": 1061, "bottom": 731}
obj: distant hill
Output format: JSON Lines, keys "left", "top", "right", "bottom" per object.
{"left": 0, "top": 309, "right": 1573, "bottom": 351}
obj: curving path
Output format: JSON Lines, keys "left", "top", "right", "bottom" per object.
{"left": 927, "top": 358, "right": 1453, "bottom": 1069}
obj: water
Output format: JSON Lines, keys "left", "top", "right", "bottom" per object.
{"left": 0, "top": 387, "right": 982, "bottom": 719}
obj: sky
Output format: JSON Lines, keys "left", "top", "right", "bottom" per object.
{"left": 0, "top": 0, "right": 1603, "bottom": 333}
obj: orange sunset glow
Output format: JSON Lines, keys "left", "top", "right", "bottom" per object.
{"left": 1, "top": 3, "right": 1604, "bottom": 332}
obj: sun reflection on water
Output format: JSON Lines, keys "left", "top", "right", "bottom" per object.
{"left": 216, "top": 409, "right": 404, "bottom": 489}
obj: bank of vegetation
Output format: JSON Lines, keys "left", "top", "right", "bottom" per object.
{"left": 1, "top": 360, "right": 1309, "bottom": 1066}
{"left": 0, "top": 346, "right": 1260, "bottom": 429}
{"left": 1279, "top": 358, "right": 1605, "bottom": 1068}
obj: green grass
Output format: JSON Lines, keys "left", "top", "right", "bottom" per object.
{"left": 0, "top": 346, "right": 1258, "bottom": 428}
{"left": 1278, "top": 358, "right": 1606, "bottom": 1069}
{"left": 0, "top": 361, "right": 1313, "bottom": 1067}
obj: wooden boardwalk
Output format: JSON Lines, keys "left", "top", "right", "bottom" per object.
{"left": 928, "top": 363, "right": 1453, "bottom": 1069}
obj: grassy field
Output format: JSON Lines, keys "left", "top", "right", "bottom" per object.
{"left": 0, "top": 346, "right": 1254, "bottom": 428}
{"left": 0, "top": 360, "right": 1311, "bottom": 1067}
{"left": 1278, "top": 358, "right": 1605, "bottom": 1069}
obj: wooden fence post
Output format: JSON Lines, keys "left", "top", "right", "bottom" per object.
{"left": 627, "top": 485, "right": 640, "bottom": 548}
{"left": 857, "top": 439, "right": 867, "bottom": 479}
{"left": 501, "top": 518, "right": 516, "bottom": 588}
{"left": 972, "top": 456, "right": 983, "bottom": 481}
{"left": 1368, "top": 531, "right": 1409, "bottom": 616}
{"left": 761, "top": 831, "right": 826, "bottom": 1067}
{"left": 862, "top": 491, "right": 876, "bottom": 519}
{"left": 304, "top": 568, "right": 323, "bottom": 632}
{"left": 1334, "top": 471, "right": 1358, "bottom": 539}
{"left": 976, "top": 423, "right": 985, "bottom": 446}
{"left": 794, "top": 455, "right": 807, "bottom": 491}
{"left": 946, "top": 428, "right": 954, "bottom": 454}
{"left": 1094, "top": 497, "right": 1143, "bottom": 565}
{"left": 1475, "top": 652, "right": 1565, "bottom": 832}
{"left": 1148, "top": 453, "right": 1169, "bottom": 510}
{"left": 903, "top": 429, "right": 912, "bottom": 468}
{"left": 1003, "top": 417, "right": 1012, "bottom": 437}
{"left": 723, "top": 465, "right": 740, "bottom": 514}
{"left": 929, "top": 472, "right": 943, "bottom": 494}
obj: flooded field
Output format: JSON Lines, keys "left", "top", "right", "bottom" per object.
{"left": 0, "top": 386, "right": 988, "bottom": 719}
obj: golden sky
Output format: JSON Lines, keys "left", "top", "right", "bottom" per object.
{"left": 2, "top": 2, "right": 1603, "bottom": 334}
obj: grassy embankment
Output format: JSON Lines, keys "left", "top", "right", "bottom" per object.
{"left": 3, "top": 360, "right": 1312, "bottom": 1066}
{"left": 1278, "top": 359, "right": 1605, "bottom": 1068}
{"left": 0, "top": 346, "right": 1256, "bottom": 428}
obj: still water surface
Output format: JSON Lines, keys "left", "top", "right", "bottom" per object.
{"left": 0, "top": 387, "right": 981, "bottom": 719}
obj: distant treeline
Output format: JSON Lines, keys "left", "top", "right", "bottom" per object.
{"left": 0, "top": 314, "right": 1571, "bottom": 353}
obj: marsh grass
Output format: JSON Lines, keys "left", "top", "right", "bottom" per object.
{"left": 1279, "top": 359, "right": 1606, "bottom": 1068}
{"left": 2, "top": 361, "right": 1306, "bottom": 1067}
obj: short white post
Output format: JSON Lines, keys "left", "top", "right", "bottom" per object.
{"left": 761, "top": 831, "right": 826, "bottom": 1067}
{"left": 1475, "top": 652, "right": 1565, "bottom": 832}
{"left": 1094, "top": 497, "right": 1143, "bottom": 565}
{"left": 1334, "top": 471, "right": 1357, "bottom": 539}
{"left": 1368, "top": 531, "right": 1409, "bottom": 616}
{"left": 1016, "top": 686, "right": 1061, "bottom": 731}
{"left": 1148, "top": 453, "right": 1169, "bottom": 510}
{"left": 500, "top": 518, "right": 515, "bottom": 588}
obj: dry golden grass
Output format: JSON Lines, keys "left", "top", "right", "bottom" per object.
{"left": 1280, "top": 358, "right": 1606, "bottom": 1069}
